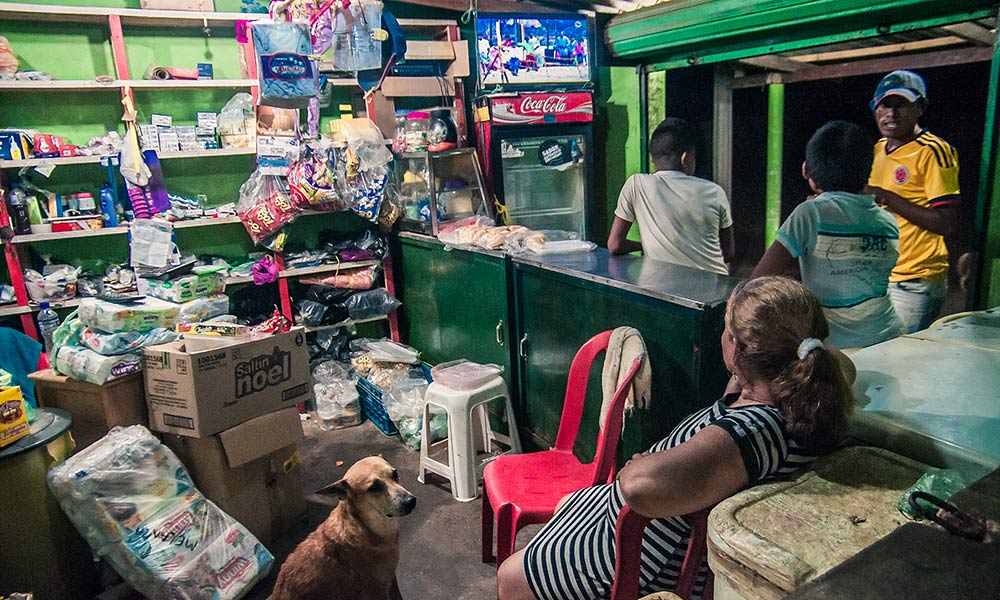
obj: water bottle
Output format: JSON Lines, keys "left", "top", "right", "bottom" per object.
{"left": 36, "top": 301, "right": 60, "bottom": 357}
{"left": 7, "top": 184, "right": 32, "bottom": 235}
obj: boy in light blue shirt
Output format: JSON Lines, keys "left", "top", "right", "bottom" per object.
{"left": 752, "top": 120, "right": 904, "bottom": 348}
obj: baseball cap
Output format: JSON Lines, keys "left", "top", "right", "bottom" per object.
{"left": 870, "top": 70, "right": 928, "bottom": 110}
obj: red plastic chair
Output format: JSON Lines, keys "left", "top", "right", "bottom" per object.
{"left": 481, "top": 329, "right": 644, "bottom": 568}
{"left": 610, "top": 506, "right": 713, "bottom": 600}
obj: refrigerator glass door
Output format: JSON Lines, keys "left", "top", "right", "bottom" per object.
{"left": 500, "top": 134, "right": 586, "bottom": 237}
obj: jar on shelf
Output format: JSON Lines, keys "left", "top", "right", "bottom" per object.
{"left": 405, "top": 111, "right": 431, "bottom": 153}
{"left": 392, "top": 112, "right": 408, "bottom": 154}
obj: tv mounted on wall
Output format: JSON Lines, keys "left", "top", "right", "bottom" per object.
{"left": 475, "top": 13, "right": 593, "bottom": 91}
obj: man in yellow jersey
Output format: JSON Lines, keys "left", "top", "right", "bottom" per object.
{"left": 867, "top": 70, "right": 959, "bottom": 332}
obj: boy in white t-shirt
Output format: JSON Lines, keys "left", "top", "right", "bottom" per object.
{"left": 607, "top": 117, "right": 734, "bottom": 275}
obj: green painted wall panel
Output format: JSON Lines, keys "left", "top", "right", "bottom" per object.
{"left": 0, "top": 21, "right": 114, "bottom": 79}
{"left": 123, "top": 26, "right": 243, "bottom": 80}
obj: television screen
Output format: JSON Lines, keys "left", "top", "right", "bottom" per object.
{"left": 476, "top": 15, "right": 592, "bottom": 89}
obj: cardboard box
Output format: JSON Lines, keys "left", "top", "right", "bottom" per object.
{"left": 142, "top": 327, "right": 310, "bottom": 437}
{"left": 162, "top": 407, "right": 306, "bottom": 544}
{"left": 29, "top": 369, "right": 148, "bottom": 448}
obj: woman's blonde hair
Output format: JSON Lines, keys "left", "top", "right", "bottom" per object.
{"left": 727, "top": 276, "right": 854, "bottom": 453}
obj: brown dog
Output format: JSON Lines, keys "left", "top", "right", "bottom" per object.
{"left": 271, "top": 456, "right": 417, "bottom": 600}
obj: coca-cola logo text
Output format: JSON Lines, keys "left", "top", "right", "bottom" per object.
{"left": 518, "top": 95, "right": 569, "bottom": 115}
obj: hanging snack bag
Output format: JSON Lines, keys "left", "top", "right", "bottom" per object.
{"left": 238, "top": 169, "right": 299, "bottom": 246}
{"left": 253, "top": 21, "right": 318, "bottom": 109}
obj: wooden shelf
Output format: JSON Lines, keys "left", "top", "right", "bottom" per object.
{"left": 0, "top": 80, "right": 123, "bottom": 92}
{"left": 8, "top": 215, "right": 243, "bottom": 244}
{"left": 280, "top": 260, "right": 380, "bottom": 279}
{"left": 128, "top": 79, "right": 258, "bottom": 90}
{"left": 0, "top": 3, "right": 268, "bottom": 27}
{"left": 0, "top": 148, "right": 255, "bottom": 169}
{"left": 0, "top": 297, "right": 82, "bottom": 317}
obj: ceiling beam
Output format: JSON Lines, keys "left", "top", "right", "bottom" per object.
{"left": 730, "top": 45, "right": 993, "bottom": 89}
{"left": 790, "top": 36, "right": 966, "bottom": 63}
{"left": 738, "top": 55, "right": 812, "bottom": 72}
{"left": 942, "top": 22, "right": 996, "bottom": 46}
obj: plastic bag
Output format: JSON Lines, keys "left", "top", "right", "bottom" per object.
{"left": 178, "top": 293, "right": 230, "bottom": 325}
{"left": 349, "top": 337, "right": 418, "bottom": 363}
{"left": 51, "top": 309, "right": 84, "bottom": 361}
{"left": 342, "top": 118, "right": 392, "bottom": 171}
{"left": 296, "top": 298, "right": 329, "bottom": 328}
{"left": 47, "top": 426, "right": 273, "bottom": 600}
{"left": 252, "top": 255, "right": 280, "bottom": 285}
{"left": 345, "top": 288, "right": 400, "bottom": 320}
{"left": 898, "top": 468, "right": 986, "bottom": 519}
{"left": 81, "top": 327, "right": 177, "bottom": 356}
{"left": 238, "top": 169, "right": 299, "bottom": 246}
{"left": 307, "top": 326, "right": 351, "bottom": 362}
{"left": 312, "top": 360, "right": 361, "bottom": 430}
{"left": 380, "top": 371, "right": 431, "bottom": 450}
{"left": 217, "top": 92, "right": 255, "bottom": 148}
{"left": 253, "top": 21, "right": 318, "bottom": 109}
{"left": 430, "top": 359, "right": 503, "bottom": 390}
{"left": 350, "top": 164, "right": 389, "bottom": 222}
{"left": 288, "top": 140, "right": 350, "bottom": 210}
{"left": 79, "top": 297, "right": 180, "bottom": 334}
{"left": 24, "top": 265, "right": 79, "bottom": 303}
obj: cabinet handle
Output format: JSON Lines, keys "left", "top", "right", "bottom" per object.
{"left": 496, "top": 320, "right": 504, "bottom": 346}
{"left": 519, "top": 333, "right": 529, "bottom": 360}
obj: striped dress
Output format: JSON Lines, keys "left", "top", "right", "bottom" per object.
{"left": 522, "top": 394, "right": 819, "bottom": 600}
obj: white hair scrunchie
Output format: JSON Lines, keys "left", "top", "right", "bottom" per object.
{"left": 797, "top": 338, "right": 823, "bottom": 360}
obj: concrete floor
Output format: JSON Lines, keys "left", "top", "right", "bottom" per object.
{"left": 245, "top": 416, "right": 513, "bottom": 600}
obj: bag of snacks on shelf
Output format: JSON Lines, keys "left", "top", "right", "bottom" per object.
{"left": 350, "top": 165, "right": 389, "bottom": 223}
{"left": 300, "top": 264, "right": 379, "bottom": 290}
{"left": 288, "top": 140, "right": 349, "bottom": 210}
{"left": 81, "top": 327, "right": 178, "bottom": 356}
{"left": 47, "top": 425, "right": 273, "bottom": 600}
{"left": 238, "top": 169, "right": 300, "bottom": 246}
{"left": 253, "top": 20, "right": 318, "bottom": 109}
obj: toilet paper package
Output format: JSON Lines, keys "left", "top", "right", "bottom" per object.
{"left": 48, "top": 425, "right": 273, "bottom": 600}
{"left": 79, "top": 297, "right": 181, "bottom": 334}
{"left": 55, "top": 345, "right": 142, "bottom": 385}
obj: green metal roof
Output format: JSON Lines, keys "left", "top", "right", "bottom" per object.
{"left": 606, "top": 0, "right": 997, "bottom": 65}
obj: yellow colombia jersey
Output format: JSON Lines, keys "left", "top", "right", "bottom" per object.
{"left": 869, "top": 130, "right": 960, "bottom": 282}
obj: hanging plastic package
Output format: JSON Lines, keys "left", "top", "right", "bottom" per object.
{"left": 253, "top": 20, "right": 318, "bottom": 109}
{"left": 237, "top": 169, "right": 299, "bottom": 247}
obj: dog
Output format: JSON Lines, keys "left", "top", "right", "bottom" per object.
{"left": 271, "top": 456, "right": 417, "bottom": 600}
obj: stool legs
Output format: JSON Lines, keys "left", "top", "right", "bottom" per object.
{"left": 448, "top": 402, "right": 479, "bottom": 502}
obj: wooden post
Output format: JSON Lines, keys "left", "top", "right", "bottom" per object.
{"left": 765, "top": 83, "right": 784, "bottom": 249}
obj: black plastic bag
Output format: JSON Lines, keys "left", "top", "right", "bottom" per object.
{"left": 345, "top": 289, "right": 401, "bottom": 320}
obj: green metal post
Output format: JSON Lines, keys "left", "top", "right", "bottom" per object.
{"left": 975, "top": 16, "right": 1000, "bottom": 308}
{"left": 765, "top": 83, "right": 785, "bottom": 249}
{"left": 638, "top": 65, "right": 650, "bottom": 174}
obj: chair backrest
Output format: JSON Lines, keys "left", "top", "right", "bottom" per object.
{"left": 553, "top": 330, "right": 643, "bottom": 486}
{"left": 611, "top": 505, "right": 712, "bottom": 600}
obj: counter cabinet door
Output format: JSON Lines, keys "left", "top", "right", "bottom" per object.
{"left": 513, "top": 266, "right": 729, "bottom": 462}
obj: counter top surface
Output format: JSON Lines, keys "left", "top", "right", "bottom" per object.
{"left": 397, "top": 233, "right": 741, "bottom": 310}
{"left": 512, "top": 248, "right": 741, "bottom": 310}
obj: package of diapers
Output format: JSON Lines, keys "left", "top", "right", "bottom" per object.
{"left": 79, "top": 297, "right": 180, "bottom": 334}
{"left": 178, "top": 293, "right": 231, "bottom": 325}
{"left": 143, "top": 271, "right": 226, "bottom": 304}
{"left": 81, "top": 327, "right": 178, "bottom": 356}
{"left": 48, "top": 425, "right": 273, "bottom": 600}
{"left": 55, "top": 345, "right": 142, "bottom": 384}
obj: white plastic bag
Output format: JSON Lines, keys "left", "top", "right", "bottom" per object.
{"left": 312, "top": 360, "right": 361, "bottom": 430}
{"left": 342, "top": 118, "right": 392, "bottom": 171}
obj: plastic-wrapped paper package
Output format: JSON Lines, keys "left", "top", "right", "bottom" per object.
{"left": 55, "top": 345, "right": 142, "bottom": 384}
{"left": 48, "top": 426, "right": 273, "bottom": 600}
{"left": 252, "top": 21, "right": 317, "bottom": 109}
{"left": 81, "top": 327, "right": 178, "bottom": 356}
{"left": 144, "top": 271, "right": 226, "bottom": 303}
{"left": 78, "top": 297, "right": 181, "bottom": 334}
{"left": 178, "top": 293, "right": 231, "bottom": 325}
{"left": 312, "top": 360, "right": 361, "bottom": 430}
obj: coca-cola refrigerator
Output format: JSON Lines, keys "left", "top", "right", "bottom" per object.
{"left": 474, "top": 91, "right": 594, "bottom": 240}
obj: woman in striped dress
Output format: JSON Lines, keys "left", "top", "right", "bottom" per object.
{"left": 498, "top": 276, "right": 856, "bottom": 600}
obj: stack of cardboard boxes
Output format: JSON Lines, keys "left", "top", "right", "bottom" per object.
{"left": 142, "top": 327, "right": 312, "bottom": 544}
{"left": 33, "top": 327, "right": 313, "bottom": 546}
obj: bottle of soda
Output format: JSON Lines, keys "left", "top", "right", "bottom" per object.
{"left": 7, "top": 184, "right": 32, "bottom": 235}
{"left": 36, "top": 301, "right": 61, "bottom": 357}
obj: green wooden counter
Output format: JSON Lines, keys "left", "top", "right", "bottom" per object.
{"left": 394, "top": 233, "right": 741, "bottom": 461}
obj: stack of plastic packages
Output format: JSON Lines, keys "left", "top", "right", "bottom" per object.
{"left": 52, "top": 298, "right": 181, "bottom": 385}
{"left": 138, "top": 265, "right": 231, "bottom": 325}
{"left": 48, "top": 426, "right": 273, "bottom": 599}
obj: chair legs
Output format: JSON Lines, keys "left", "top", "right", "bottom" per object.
{"left": 482, "top": 488, "right": 496, "bottom": 564}
{"left": 495, "top": 503, "right": 521, "bottom": 568}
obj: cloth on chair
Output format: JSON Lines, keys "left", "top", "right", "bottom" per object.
{"left": 600, "top": 326, "right": 651, "bottom": 428}
{"left": 0, "top": 328, "right": 42, "bottom": 407}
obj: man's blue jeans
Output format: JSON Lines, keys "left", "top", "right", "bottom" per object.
{"left": 890, "top": 278, "right": 948, "bottom": 333}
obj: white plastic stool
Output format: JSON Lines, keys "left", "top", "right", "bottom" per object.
{"left": 418, "top": 376, "right": 521, "bottom": 502}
